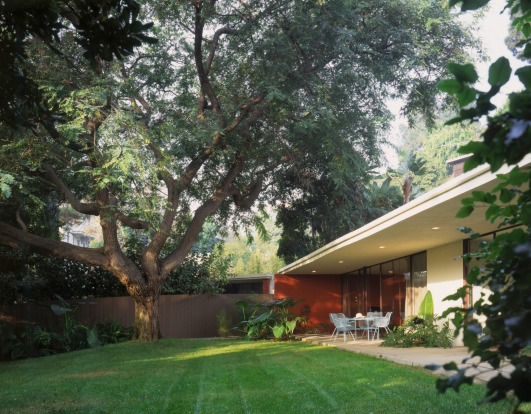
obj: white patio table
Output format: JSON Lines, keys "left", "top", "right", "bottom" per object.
{"left": 347, "top": 316, "right": 376, "bottom": 341}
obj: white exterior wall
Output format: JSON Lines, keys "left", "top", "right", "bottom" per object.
{"left": 427, "top": 240, "right": 464, "bottom": 345}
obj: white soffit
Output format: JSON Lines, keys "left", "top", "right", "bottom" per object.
{"left": 279, "top": 155, "right": 531, "bottom": 276}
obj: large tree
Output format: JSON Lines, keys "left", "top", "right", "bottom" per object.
{"left": 0, "top": 0, "right": 476, "bottom": 340}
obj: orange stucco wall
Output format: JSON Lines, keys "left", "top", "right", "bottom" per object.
{"left": 263, "top": 279, "right": 270, "bottom": 294}
{"left": 274, "top": 274, "right": 342, "bottom": 332}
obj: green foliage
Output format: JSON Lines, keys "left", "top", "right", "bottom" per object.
{"left": 162, "top": 238, "right": 231, "bottom": 295}
{"left": 236, "top": 297, "right": 305, "bottom": 340}
{"left": 0, "top": 171, "right": 15, "bottom": 199}
{"left": 433, "top": 0, "right": 531, "bottom": 409}
{"left": 395, "top": 115, "right": 482, "bottom": 193}
{"left": 51, "top": 295, "right": 95, "bottom": 352}
{"left": 0, "top": 317, "right": 133, "bottom": 361}
{"left": 0, "top": 321, "right": 58, "bottom": 360}
{"left": 0, "top": 257, "right": 127, "bottom": 305}
{"left": 95, "top": 320, "right": 134, "bottom": 345}
{"left": 381, "top": 316, "right": 453, "bottom": 349}
{"left": 224, "top": 215, "right": 286, "bottom": 274}
{"left": 216, "top": 309, "right": 232, "bottom": 338}
{"left": 0, "top": 0, "right": 478, "bottom": 341}
{"left": 0, "top": 0, "right": 156, "bottom": 128}
{"left": 418, "top": 290, "right": 435, "bottom": 319}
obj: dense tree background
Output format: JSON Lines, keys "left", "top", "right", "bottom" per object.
{"left": 0, "top": 0, "right": 477, "bottom": 340}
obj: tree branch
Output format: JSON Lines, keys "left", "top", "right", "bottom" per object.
{"left": 194, "top": 2, "right": 223, "bottom": 122}
{"left": 43, "top": 164, "right": 100, "bottom": 215}
{"left": 223, "top": 94, "right": 267, "bottom": 134}
{"left": 15, "top": 208, "right": 28, "bottom": 232}
{"left": 161, "top": 154, "right": 246, "bottom": 276}
{"left": 205, "top": 27, "right": 234, "bottom": 76}
{"left": 231, "top": 178, "right": 263, "bottom": 209}
{"left": 0, "top": 222, "right": 109, "bottom": 268}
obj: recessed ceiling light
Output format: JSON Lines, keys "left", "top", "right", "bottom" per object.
{"left": 432, "top": 227, "right": 440, "bottom": 230}
{"left": 312, "top": 270, "right": 316, "bottom": 273}
{"left": 379, "top": 246, "right": 385, "bottom": 249}
{"left": 339, "top": 260, "right": 344, "bottom": 263}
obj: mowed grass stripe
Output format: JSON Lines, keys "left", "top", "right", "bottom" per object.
{"left": 0, "top": 339, "right": 524, "bottom": 414}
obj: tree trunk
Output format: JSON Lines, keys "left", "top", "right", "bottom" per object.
{"left": 133, "top": 292, "right": 161, "bottom": 341}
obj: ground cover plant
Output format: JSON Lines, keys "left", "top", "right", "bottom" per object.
{"left": 381, "top": 316, "right": 454, "bottom": 349}
{"left": 0, "top": 339, "right": 527, "bottom": 414}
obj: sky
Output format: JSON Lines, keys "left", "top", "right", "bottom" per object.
{"left": 384, "top": 0, "right": 520, "bottom": 168}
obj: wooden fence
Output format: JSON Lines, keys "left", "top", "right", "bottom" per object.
{"left": 0, "top": 294, "right": 274, "bottom": 338}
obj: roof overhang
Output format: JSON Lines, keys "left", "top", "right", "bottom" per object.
{"left": 279, "top": 155, "right": 531, "bottom": 276}
{"left": 227, "top": 274, "right": 273, "bottom": 283}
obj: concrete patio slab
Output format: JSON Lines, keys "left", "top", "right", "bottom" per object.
{"left": 299, "top": 334, "right": 514, "bottom": 384}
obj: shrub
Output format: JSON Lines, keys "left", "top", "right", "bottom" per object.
{"left": 381, "top": 316, "right": 453, "bottom": 348}
{"left": 0, "top": 321, "right": 58, "bottom": 360}
{"left": 96, "top": 320, "right": 134, "bottom": 344}
{"left": 216, "top": 308, "right": 232, "bottom": 338}
{"left": 236, "top": 297, "right": 305, "bottom": 340}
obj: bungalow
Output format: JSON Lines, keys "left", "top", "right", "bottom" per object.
{"left": 224, "top": 273, "right": 274, "bottom": 294}
{"left": 274, "top": 154, "right": 531, "bottom": 343}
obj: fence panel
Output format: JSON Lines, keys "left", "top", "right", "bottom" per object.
{"left": 0, "top": 294, "right": 273, "bottom": 338}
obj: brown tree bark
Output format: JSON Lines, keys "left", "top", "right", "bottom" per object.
{"left": 133, "top": 289, "right": 161, "bottom": 341}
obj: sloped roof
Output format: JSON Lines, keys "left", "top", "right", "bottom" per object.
{"left": 279, "top": 155, "right": 531, "bottom": 276}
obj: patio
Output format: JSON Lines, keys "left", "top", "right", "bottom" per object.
{"left": 298, "top": 334, "right": 515, "bottom": 384}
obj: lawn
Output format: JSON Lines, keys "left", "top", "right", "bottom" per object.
{"left": 0, "top": 339, "right": 524, "bottom": 414}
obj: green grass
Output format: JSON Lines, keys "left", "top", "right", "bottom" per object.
{"left": 0, "top": 339, "right": 525, "bottom": 414}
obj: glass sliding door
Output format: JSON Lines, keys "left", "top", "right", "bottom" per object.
{"left": 406, "top": 252, "right": 427, "bottom": 317}
{"left": 342, "top": 255, "right": 410, "bottom": 328}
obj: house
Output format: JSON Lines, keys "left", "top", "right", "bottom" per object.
{"left": 273, "top": 154, "right": 531, "bottom": 342}
{"left": 224, "top": 274, "right": 274, "bottom": 294}
{"left": 60, "top": 218, "right": 96, "bottom": 248}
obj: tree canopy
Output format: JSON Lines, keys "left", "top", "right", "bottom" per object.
{"left": 0, "top": 0, "right": 476, "bottom": 340}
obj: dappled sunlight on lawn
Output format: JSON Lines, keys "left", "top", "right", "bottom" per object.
{"left": 125, "top": 338, "right": 324, "bottom": 364}
{"left": 63, "top": 370, "right": 118, "bottom": 379}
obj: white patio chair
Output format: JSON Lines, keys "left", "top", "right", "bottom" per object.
{"left": 372, "top": 316, "right": 391, "bottom": 340}
{"left": 329, "top": 313, "right": 338, "bottom": 338}
{"left": 332, "top": 316, "right": 357, "bottom": 342}
{"left": 358, "top": 318, "right": 377, "bottom": 341}
{"left": 383, "top": 312, "right": 392, "bottom": 333}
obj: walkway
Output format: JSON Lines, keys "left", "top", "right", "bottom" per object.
{"left": 299, "top": 334, "right": 514, "bottom": 384}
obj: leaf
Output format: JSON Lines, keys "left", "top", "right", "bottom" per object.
{"left": 51, "top": 304, "right": 72, "bottom": 316}
{"left": 285, "top": 319, "right": 297, "bottom": 334}
{"left": 488, "top": 57, "right": 512, "bottom": 87}
{"left": 463, "top": 325, "right": 479, "bottom": 350}
{"left": 272, "top": 324, "right": 285, "bottom": 339}
{"left": 456, "top": 205, "right": 474, "bottom": 218}
{"left": 418, "top": 291, "right": 434, "bottom": 318}
{"left": 466, "top": 266, "right": 480, "bottom": 284}
{"left": 499, "top": 188, "right": 516, "bottom": 203}
{"left": 448, "top": 63, "right": 478, "bottom": 83}
{"left": 437, "top": 79, "right": 463, "bottom": 94}
{"left": 508, "top": 92, "right": 531, "bottom": 119}
{"left": 515, "top": 66, "right": 531, "bottom": 89}
{"left": 461, "top": 0, "right": 490, "bottom": 11}
{"left": 443, "top": 361, "right": 459, "bottom": 371}
{"left": 522, "top": 43, "right": 531, "bottom": 59}
{"left": 87, "top": 326, "right": 102, "bottom": 348}
{"left": 444, "top": 286, "right": 468, "bottom": 301}
{"left": 457, "top": 87, "right": 477, "bottom": 107}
